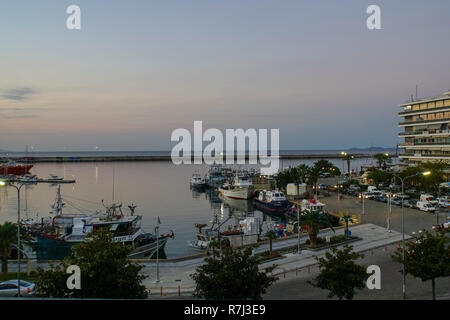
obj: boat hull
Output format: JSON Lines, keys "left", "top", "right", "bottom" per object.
{"left": 253, "top": 198, "right": 290, "bottom": 215}
{"left": 0, "top": 164, "right": 33, "bottom": 176}
{"left": 34, "top": 235, "right": 169, "bottom": 260}
{"left": 218, "top": 187, "right": 254, "bottom": 200}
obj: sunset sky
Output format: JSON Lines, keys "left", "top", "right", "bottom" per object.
{"left": 1, "top": 0, "right": 450, "bottom": 151}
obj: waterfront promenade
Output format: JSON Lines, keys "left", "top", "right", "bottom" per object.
{"left": 139, "top": 223, "right": 406, "bottom": 296}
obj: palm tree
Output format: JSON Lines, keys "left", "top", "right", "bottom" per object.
{"left": 295, "top": 210, "right": 335, "bottom": 247}
{"left": 297, "top": 164, "right": 310, "bottom": 184}
{"left": 341, "top": 152, "right": 354, "bottom": 175}
{"left": 265, "top": 230, "right": 277, "bottom": 253}
{"left": 0, "top": 222, "right": 18, "bottom": 274}
{"left": 307, "top": 166, "right": 321, "bottom": 194}
{"left": 374, "top": 153, "right": 390, "bottom": 170}
{"left": 340, "top": 213, "right": 353, "bottom": 238}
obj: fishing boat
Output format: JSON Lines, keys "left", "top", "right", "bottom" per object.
{"left": 253, "top": 189, "right": 291, "bottom": 215}
{"left": 218, "top": 175, "right": 254, "bottom": 200}
{"left": 188, "top": 217, "right": 259, "bottom": 250}
{"left": 190, "top": 173, "right": 206, "bottom": 188}
{"left": 25, "top": 186, "right": 174, "bottom": 260}
{"left": 204, "top": 165, "right": 227, "bottom": 188}
{"left": 0, "top": 160, "right": 33, "bottom": 176}
{"left": 188, "top": 224, "right": 219, "bottom": 250}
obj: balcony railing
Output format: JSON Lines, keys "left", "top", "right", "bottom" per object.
{"left": 399, "top": 118, "right": 450, "bottom": 126}
{"left": 398, "top": 129, "right": 450, "bottom": 136}
{"left": 399, "top": 105, "right": 450, "bottom": 116}
{"left": 399, "top": 153, "right": 450, "bottom": 159}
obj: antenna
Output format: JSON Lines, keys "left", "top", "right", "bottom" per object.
{"left": 416, "top": 85, "right": 418, "bottom": 101}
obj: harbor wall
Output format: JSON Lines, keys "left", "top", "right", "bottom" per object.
{"left": 3, "top": 153, "right": 396, "bottom": 163}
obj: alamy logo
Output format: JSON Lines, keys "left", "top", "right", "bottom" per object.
{"left": 66, "top": 265, "right": 81, "bottom": 290}
{"left": 366, "top": 265, "right": 381, "bottom": 290}
{"left": 66, "top": 5, "right": 81, "bottom": 30}
{"left": 366, "top": 5, "right": 381, "bottom": 30}
{"left": 171, "top": 121, "right": 279, "bottom": 175}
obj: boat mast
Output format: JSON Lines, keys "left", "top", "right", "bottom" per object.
{"left": 51, "top": 185, "right": 65, "bottom": 215}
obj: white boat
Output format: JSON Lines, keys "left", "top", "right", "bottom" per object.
{"left": 48, "top": 174, "right": 63, "bottom": 181}
{"left": 218, "top": 183, "right": 254, "bottom": 200}
{"left": 188, "top": 224, "right": 218, "bottom": 250}
{"left": 17, "top": 174, "right": 38, "bottom": 183}
{"left": 190, "top": 173, "right": 206, "bottom": 188}
{"left": 218, "top": 175, "right": 254, "bottom": 200}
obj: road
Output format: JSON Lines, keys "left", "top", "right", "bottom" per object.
{"left": 263, "top": 242, "right": 450, "bottom": 300}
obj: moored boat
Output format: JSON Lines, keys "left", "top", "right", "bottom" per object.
{"left": 0, "top": 160, "right": 33, "bottom": 176}
{"left": 190, "top": 173, "right": 206, "bottom": 188}
{"left": 25, "top": 186, "right": 174, "bottom": 260}
{"left": 253, "top": 189, "right": 291, "bottom": 215}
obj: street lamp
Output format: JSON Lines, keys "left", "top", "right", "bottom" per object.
{"left": 392, "top": 170, "right": 431, "bottom": 300}
{"left": 358, "top": 192, "right": 366, "bottom": 215}
{"left": 387, "top": 192, "right": 392, "bottom": 233}
{"left": 0, "top": 180, "right": 25, "bottom": 298}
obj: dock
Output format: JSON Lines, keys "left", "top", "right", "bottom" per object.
{"left": 1, "top": 179, "right": 76, "bottom": 184}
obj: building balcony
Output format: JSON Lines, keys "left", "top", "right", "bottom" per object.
{"left": 399, "top": 153, "right": 450, "bottom": 160}
{"left": 398, "top": 105, "right": 450, "bottom": 116}
{"left": 398, "top": 129, "right": 450, "bottom": 137}
{"left": 399, "top": 143, "right": 450, "bottom": 149}
{"left": 398, "top": 118, "right": 450, "bottom": 127}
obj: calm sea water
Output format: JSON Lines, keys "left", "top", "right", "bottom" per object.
{"left": 0, "top": 156, "right": 389, "bottom": 258}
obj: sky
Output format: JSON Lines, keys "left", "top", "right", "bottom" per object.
{"left": 1, "top": 0, "right": 450, "bottom": 151}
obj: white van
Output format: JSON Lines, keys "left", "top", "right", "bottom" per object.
{"left": 367, "top": 186, "right": 378, "bottom": 192}
{"left": 420, "top": 194, "right": 438, "bottom": 205}
{"left": 417, "top": 201, "right": 436, "bottom": 212}
{"left": 438, "top": 197, "right": 449, "bottom": 208}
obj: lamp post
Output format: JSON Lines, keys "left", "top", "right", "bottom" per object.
{"left": 387, "top": 192, "right": 392, "bottom": 233}
{"left": 0, "top": 180, "right": 25, "bottom": 298}
{"left": 392, "top": 171, "right": 431, "bottom": 300}
{"left": 359, "top": 192, "right": 365, "bottom": 215}
{"left": 297, "top": 209, "right": 301, "bottom": 255}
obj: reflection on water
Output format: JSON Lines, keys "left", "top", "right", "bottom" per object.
{"left": 0, "top": 157, "right": 380, "bottom": 258}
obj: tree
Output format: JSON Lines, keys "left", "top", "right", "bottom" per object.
{"left": 0, "top": 222, "right": 17, "bottom": 274}
{"left": 264, "top": 230, "right": 277, "bottom": 253}
{"left": 374, "top": 153, "right": 391, "bottom": 169}
{"left": 366, "top": 169, "right": 392, "bottom": 187}
{"left": 297, "top": 164, "right": 310, "bottom": 183}
{"left": 191, "top": 246, "right": 277, "bottom": 299}
{"left": 307, "top": 166, "right": 321, "bottom": 192}
{"left": 339, "top": 213, "right": 353, "bottom": 238}
{"left": 309, "top": 245, "right": 368, "bottom": 300}
{"left": 392, "top": 229, "right": 450, "bottom": 300}
{"left": 341, "top": 153, "right": 354, "bottom": 174}
{"left": 35, "top": 228, "right": 149, "bottom": 299}
{"left": 295, "top": 210, "right": 335, "bottom": 247}
{"left": 313, "top": 160, "right": 341, "bottom": 176}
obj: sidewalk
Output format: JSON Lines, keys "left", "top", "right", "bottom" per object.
{"left": 144, "top": 223, "right": 407, "bottom": 297}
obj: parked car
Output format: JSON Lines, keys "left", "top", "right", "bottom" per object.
{"left": 0, "top": 280, "right": 35, "bottom": 297}
{"left": 438, "top": 198, "right": 449, "bottom": 208}
{"left": 417, "top": 201, "right": 436, "bottom": 212}
{"left": 407, "top": 199, "right": 418, "bottom": 209}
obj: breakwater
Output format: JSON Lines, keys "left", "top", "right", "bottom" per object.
{"left": 3, "top": 153, "right": 395, "bottom": 163}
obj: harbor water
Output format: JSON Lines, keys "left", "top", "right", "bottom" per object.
{"left": 0, "top": 156, "right": 388, "bottom": 258}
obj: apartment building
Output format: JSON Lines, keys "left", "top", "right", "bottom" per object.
{"left": 398, "top": 91, "right": 450, "bottom": 165}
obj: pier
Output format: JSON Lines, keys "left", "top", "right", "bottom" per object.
{"left": 2, "top": 153, "right": 396, "bottom": 163}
